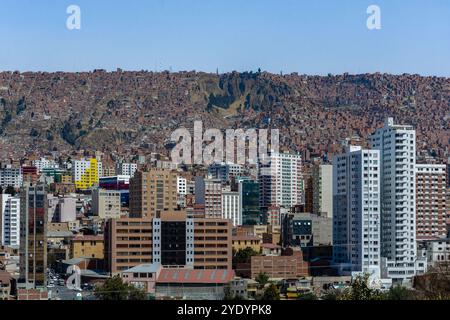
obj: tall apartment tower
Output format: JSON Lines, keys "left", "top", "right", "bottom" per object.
{"left": 312, "top": 164, "right": 333, "bottom": 218}
{"left": 259, "top": 152, "right": 303, "bottom": 222}
{"left": 106, "top": 211, "right": 232, "bottom": 275}
{"left": 221, "top": 190, "right": 241, "bottom": 226}
{"left": 116, "top": 162, "right": 138, "bottom": 178}
{"left": 73, "top": 158, "right": 102, "bottom": 190}
{"left": 0, "top": 194, "right": 21, "bottom": 246}
{"left": 369, "top": 118, "right": 426, "bottom": 281}
{"left": 194, "top": 177, "right": 222, "bottom": 218}
{"left": 176, "top": 176, "right": 187, "bottom": 208}
{"left": 0, "top": 165, "right": 23, "bottom": 189}
{"left": 19, "top": 184, "right": 48, "bottom": 289}
{"left": 92, "top": 188, "right": 122, "bottom": 220}
{"left": 129, "top": 170, "right": 178, "bottom": 219}
{"left": 237, "top": 177, "right": 261, "bottom": 225}
{"left": 333, "top": 146, "right": 381, "bottom": 278}
{"left": 416, "top": 164, "right": 447, "bottom": 240}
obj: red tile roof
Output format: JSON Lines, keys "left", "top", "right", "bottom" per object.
{"left": 157, "top": 269, "right": 234, "bottom": 284}
{"left": 73, "top": 235, "right": 103, "bottom": 241}
{"left": 232, "top": 235, "right": 261, "bottom": 242}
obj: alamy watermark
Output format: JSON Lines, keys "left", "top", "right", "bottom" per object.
{"left": 66, "top": 265, "right": 81, "bottom": 290}
{"left": 66, "top": 5, "right": 81, "bottom": 30}
{"left": 170, "top": 121, "right": 279, "bottom": 167}
{"left": 367, "top": 5, "right": 381, "bottom": 30}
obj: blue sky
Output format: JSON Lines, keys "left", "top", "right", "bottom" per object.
{"left": 1, "top": 0, "right": 449, "bottom": 76}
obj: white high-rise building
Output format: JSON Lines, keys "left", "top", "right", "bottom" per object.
{"left": 259, "top": 152, "right": 303, "bottom": 222}
{"left": 333, "top": 146, "right": 381, "bottom": 278}
{"left": 176, "top": 176, "right": 187, "bottom": 208}
{"left": 32, "top": 157, "right": 59, "bottom": 173}
{"left": 312, "top": 164, "right": 333, "bottom": 218}
{"left": 222, "top": 190, "right": 241, "bottom": 226}
{"left": 208, "top": 162, "right": 243, "bottom": 183}
{"left": 0, "top": 194, "right": 21, "bottom": 246}
{"left": 370, "top": 117, "right": 426, "bottom": 281}
{"left": 195, "top": 177, "right": 222, "bottom": 218}
{"left": 0, "top": 166, "right": 22, "bottom": 189}
{"left": 177, "top": 176, "right": 187, "bottom": 195}
{"left": 116, "top": 162, "right": 138, "bottom": 178}
{"left": 72, "top": 158, "right": 102, "bottom": 189}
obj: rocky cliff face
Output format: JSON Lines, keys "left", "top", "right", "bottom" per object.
{"left": 0, "top": 70, "right": 448, "bottom": 161}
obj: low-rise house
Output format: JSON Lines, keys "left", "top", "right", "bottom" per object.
{"left": 261, "top": 243, "right": 281, "bottom": 256}
{"left": 418, "top": 238, "right": 450, "bottom": 267}
{"left": 155, "top": 268, "right": 235, "bottom": 300}
{"left": 232, "top": 235, "right": 261, "bottom": 253}
{"left": 71, "top": 235, "right": 104, "bottom": 259}
{"left": 0, "top": 270, "right": 13, "bottom": 300}
{"left": 228, "top": 277, "right": 258, "bottom": 300}
{"left": 121, "top": 263, "right": 162, "bottom": 294}
{"left": 251, "top": 249, "right": 309, "bottom": 280}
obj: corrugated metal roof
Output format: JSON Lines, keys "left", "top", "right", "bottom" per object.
{"left": 123, "top": 263, "right": 161, "bottom": 274}
{"left": 157, "top": 269, "right": 235, "bottom": 284}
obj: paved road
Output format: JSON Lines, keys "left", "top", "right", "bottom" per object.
{"left": 48, "top": 284, "right": 96, "bottom": 300}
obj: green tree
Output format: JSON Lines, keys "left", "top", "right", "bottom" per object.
{"left": 233, "top": 247, "right": 259, "bottom": 264}
{"left": 4, "top": 186, "right": 16, "bottom": 196}
{"left": 262, "top": 284, "right": 280, "bottom": 300}
{"left": 388, "top": 285, "right": 414, "bottom": 300}
{"left": 340, "top": 274, "right": 385, "bottom": 300}
{"left": 94, "top": 275, "right": 147, "bottom": 300}
{"left": 297, "top": 292, "right": 318, "bottom": 300}
{"left": 223, "top": 286, "right": 246, "bottom": 300}
{"left": 255, "top": 272, "right": 269, "bottom": 286}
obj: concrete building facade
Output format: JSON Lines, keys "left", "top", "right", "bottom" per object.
{"left": 332, "top": 146, "right": 381, "bottom": 278}
{"left": 416, "top": 164, "right": 447, "bottom": 239}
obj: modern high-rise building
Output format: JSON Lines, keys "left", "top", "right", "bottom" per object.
{"left": 177, "top": 176, "right": 187, "bottom": 195}
{"left": 221, "top": 190, "right": 241, "bottom": 226}
{"left": 370, "top": 118, "right": 426, "bottom": 281}
{"left": 312, "top": 164, "right": 333, "bottom": 218}
{"left": 237, "top": 178, "right": 261, "bottom": 225}
{"left": 129, "top": 170, "right": 178, "bottom": 218}
{"left": 176, "top": 176, "right": 187, "bottom": 207}
{"left": 333, "top": 146, "right": 381, "bottom": 278}
{"left": 259, "top": 152, "right": 303, "bottom": 222}
{"left": 195, "top": 177, "right": 222, "bottom": 218}
{"left": 303, "top": 169, "right": 314, "bottom": 214}
{"left": 19, "top": 184, "right": 48, "bottom": 289}
{"left": 47, "top": 195, "right": 76, "bottom": 223}
{"left": 116, "top": 162, "right": 138, "bottom": 178}
{"left": 105, "top": 217, "right": 153, "bottom": 274}
{"left": 73, "top": 158, "right": 102, "bottom": 190}
{"left": 0, "top": 194, "right": 20, "bottom": 246}
{"left": 106, "top": 210, "right": 232, "bottom": 275}
{"left": 207, "top": 162, "right": 243, "bottom": 183}
{"left": 99, "top": 175, "right": 130, "bottom": 207}
{"left": 0, "top": 165, "right": 22, "bottom": 189}
{"left": 282, "top": 211, "right": 332, "bottom": 247}
{"left": 416, "top": 164, "right": 447, "bottom": 240}
{"left": 92, "top": 188, "right": 122, "bottom": 220}
{"left": 32, "top": 157, "right": 59, "bottom": 173}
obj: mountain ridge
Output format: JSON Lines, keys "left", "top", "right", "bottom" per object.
{"left": 0, "top": 71, "right": 448, "bottom": 162}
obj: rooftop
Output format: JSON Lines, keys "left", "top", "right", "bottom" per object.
{"left": 123, "top": 263, "right": 162, "bottom": 274}
{"left": 157, "top": 269, "right": 235, "bottom": 284}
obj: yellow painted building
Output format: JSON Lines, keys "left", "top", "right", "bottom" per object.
{"left": 232, "top": 235, "right": 262, "bottom": 252}
{"left": 61, "top": 174, "right": 73, "bottom": 184}
{"left": 71, "top": 235, "right": 104, "bottom": 259}
{"left": 74, "top": 158, "right": 100, "bottom": 190}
